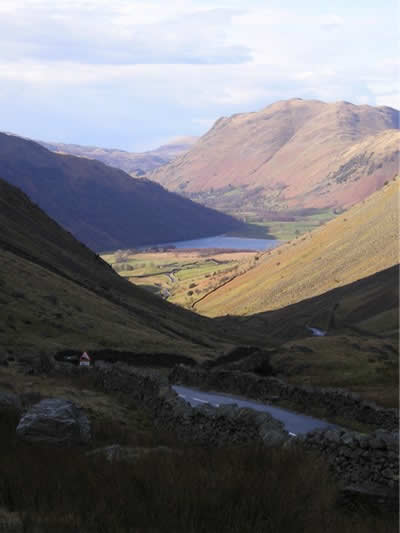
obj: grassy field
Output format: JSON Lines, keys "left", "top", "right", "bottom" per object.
{"left": 272, "top": 332, "right": 398, "bottom": 408}
{"left": 102, "top": 248, "right": 259, "bottom": 309}
{"left": 259, "top": 209, "right": 337, "bottom": 240}
{"left": 187, "top": 185, "right": 338, "bottom": 240}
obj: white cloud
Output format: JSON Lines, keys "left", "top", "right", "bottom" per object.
{"left": 375, "top": 94, "right": 400, "bottom": 109}
{"left": 0, "top": 1, "right": 251, "bottom": 65}
{"left": 0, "top": 0, "right": 397, "bottom": 149}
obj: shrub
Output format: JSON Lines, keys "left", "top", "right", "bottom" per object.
{"left": 0, "top": 410, "right": 396, "bottom": 532}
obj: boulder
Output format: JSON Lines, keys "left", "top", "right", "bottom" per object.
{"left": 16, "top": 398, "right": 90, "bottom": 446}
{"left": 253, "top": 411, "right": 288, "bottom": 446}
{"left": 260, "top": 428, "right": 289, "bottom": 447}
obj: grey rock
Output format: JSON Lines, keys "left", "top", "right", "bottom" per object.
{"left": 16, "top": 398, "right": 90, "bottom": 446}
{"left": 260, "top": 428, "right": 288, "bottom": 447}
{"left": 324, "top": 429, "right": 341, "bottom": 443}
{"left": 340, "top": 432, "right": 356, "bottom": 447}
{"left": 356, "top": 434, "right": 370, "bottom": 449}
{"left": 216, "top": 404, "right": 239, "bottom": 417}
{"left": 381, "top": 468, "right": 396, "bottom": 480}
{"left": 376, "top": 431, "right": 399, "bottom": 452}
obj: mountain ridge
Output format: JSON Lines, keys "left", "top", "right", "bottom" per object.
{"left": 37, "top": 136, "right": 198, "bottom": 175}
{"left": 150, "top": 99, "right": 399, "bottom": 213}
{"left": 0, "top": 132, "right": 241, "bottom": 252}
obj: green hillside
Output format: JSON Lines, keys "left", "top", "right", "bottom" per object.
{"left": 0, "top": 177, "right": 235, "bottom": 360}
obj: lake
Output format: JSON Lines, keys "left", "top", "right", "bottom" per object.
{"left": 142, "top": 235, "right": 279, "bottom": 251}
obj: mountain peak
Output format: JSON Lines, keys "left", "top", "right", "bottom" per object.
{"left": 150, "top": 99, "right": 399, "bottom": 212}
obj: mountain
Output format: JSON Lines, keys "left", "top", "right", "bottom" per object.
{"left": 38, "top": 136, "right": 198, "bottom": 175}
{"left": 150, "top": 99, "right": 399, "bottom": 213}
{"left": 1, "top": 174, "right": 396, "bottom": 405}
{"left": 0, "top": 176, "right": 237, "bottom": 360}
{"left": 195, "top": 179, "right": 399, "bottom": 317}
{"left": 0, "top": 133, "right": 241, "bottom": 252}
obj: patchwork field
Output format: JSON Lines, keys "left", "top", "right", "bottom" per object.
{"left": 187, "top": 186, "right": 338, "bottom": 240}
{"left": 102, "top": 248, "right": 260, "bottom": 309}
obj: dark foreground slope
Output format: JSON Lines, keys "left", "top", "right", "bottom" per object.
{"left": 0, "top": 133, "right": 241, "bottom": 252}
{"left": 0, "top": 177, "right": 237, "bottom": 360}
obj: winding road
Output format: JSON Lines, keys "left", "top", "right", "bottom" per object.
{"left": 307, "top": 326, "right": 327, "bottom": 337}
{"left": 172, "top": 385, "right": 338, "bottom": 436}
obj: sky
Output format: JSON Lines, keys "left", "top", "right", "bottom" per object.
{"left": 1, "top": 0, "right": 398, "bottom": 151}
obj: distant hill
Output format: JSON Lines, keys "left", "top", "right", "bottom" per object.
{"left": 0, "top": 133, "right": 241, "bottom": 252}
{"left": 0, "top": 176, "right": 236, "bottom": 359}
{"left": 38, "top": 136, "right": 198, "bottom": 175}
{"left": 150, "top": 99, "right": 399, "bottom": 214}
{"left": 196, "top": 179, "right": 399, "bottom": 317}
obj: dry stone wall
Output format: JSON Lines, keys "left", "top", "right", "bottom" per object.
{"left": 170, "top": 365, "right": 399, "bottom": 491}
{"left": 170, "top": 366, "right": 399, "bottom": 431}
{"left": 301, "top": 428, "right": 399, "bottom": 490}
{"left": 60, "top": 362, "right": 288, "bottom": 448}
{"left": 53, "top": 363, "right": 398, "bottom": 493}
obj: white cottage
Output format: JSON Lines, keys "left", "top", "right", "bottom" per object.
{"left": 80, "top": 352, "right": 91, "bottom": 367}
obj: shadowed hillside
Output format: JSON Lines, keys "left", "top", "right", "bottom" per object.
{"left": 151, "top": 99, "right": 399, "bottom": 214}
{"left": 0, "top": 177, "right": 239, "bottom": 360}
{"left": 196, "top": 179, "right": 399, "bottom": 317}
{"left": 0, "top": 133, "right": 241, "bottom": 252}
{"left": 219, "top": 265, "right": 398, "bottom": 407}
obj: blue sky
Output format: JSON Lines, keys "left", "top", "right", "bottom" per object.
{"left": 1, "top": 0, "right": 398, "bottom": 151}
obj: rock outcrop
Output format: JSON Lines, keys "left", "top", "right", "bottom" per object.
{"left": 16, "top": 398, "right": 91, "bottom": 446}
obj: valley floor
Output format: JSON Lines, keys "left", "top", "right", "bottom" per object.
{"left": 102, "top": 247, "right": 260, "bottom": 309}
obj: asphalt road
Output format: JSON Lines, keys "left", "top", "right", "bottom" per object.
{"left": 306, "top": 326, "right": 327, "bottom": 336}
{"left": 172, "top": 385, "right": 337, "bottom": 436}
